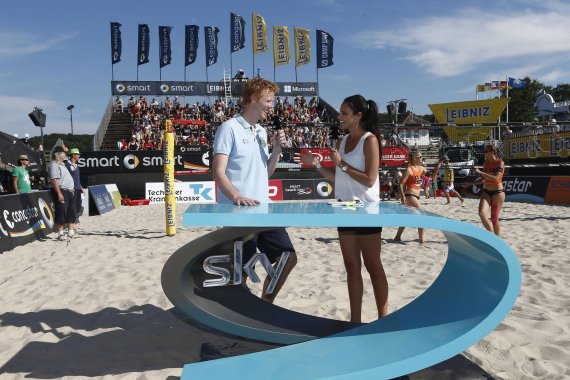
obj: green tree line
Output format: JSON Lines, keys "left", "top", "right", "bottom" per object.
{"left": 27, "top": 133, "right": 94, "bottom": 153}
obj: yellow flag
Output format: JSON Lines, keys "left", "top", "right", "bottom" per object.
{"left": 294, "top": 28, "right": 310, "bottom": 67}
{"left": 252, "top": 13, "right": 268, "bottom": 54}
{"left": 476, "top": 84, "right": 486, "bottom": 92}
{"left": 273, "top": 26, "right": 290, "bottom": 66}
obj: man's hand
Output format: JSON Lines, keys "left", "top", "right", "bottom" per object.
{"left": 272, "top": 130, "right": 286, "bottom": 151}
{"left": 233, "top": 196, "right": 260, "bottom": 206}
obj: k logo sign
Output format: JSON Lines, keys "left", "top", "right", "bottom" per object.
{"left": 123, "top": 154, "right": 140, "bottom": 170}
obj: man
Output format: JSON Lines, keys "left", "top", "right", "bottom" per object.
{"left": 433, "top": 156, "right": 464, "bottom": 205}
{"left": 12, "top": 155, "right": 31, "bottom": 194}
{"left": 64, "top": 148, "right": 84, "bottom": 226}
{"left": 49, "top": 148, "right": 78, "bottom": 240}
{"left": 212, "top": 77, "right": 297, "bottom": 303}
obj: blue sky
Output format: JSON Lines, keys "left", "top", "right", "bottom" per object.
{"left": 1, "top": 0, "right": 569, "bottom": 140}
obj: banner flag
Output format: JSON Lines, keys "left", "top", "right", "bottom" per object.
{"left": 476, "top": 84, "right": 486, "bottom": 92}
{"left": 294, "top": 27, "right": 310, "bottom": 67}
{"left": 500, "top": 80, "right": 508, "bottom": 89}
{"left": 252, "top": 13, "right": 268, "bottom": 54}
{"left": 231, "top": 13, "right": 246, "bottom": 52}
{"left": 138, "top": 24, "right": 150, "bottom": 65}
{"left": 273, "top": 26, "right": 290, "bottom": 66}
{"left": 185, "top": 25, "right": 199, "bottom": 66}
{"left": 508, "top": 77, "right": 527, "bottom": 89}
{"left": 490, "top": 81, "right": 499, "bottom": 90}
{"left": 204, "top": 26, "right": 220, "bottom": 67}
{"left": 316, "top": 29, "right": 334, "bottom": 68}
{"left": 110, "top": 22, "right": 122, "bottom": 64}
{"left": 159, "top": 26, "right": 173, "bottom": 68}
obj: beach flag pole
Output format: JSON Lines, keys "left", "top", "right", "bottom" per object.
{"left": 163, "top": 119, "right": 177, "bottom": 236}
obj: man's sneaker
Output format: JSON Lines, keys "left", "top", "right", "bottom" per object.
{"left": 57, "top": 233, "right": 68, "bottom": 241}
{"left": 68, "top": 230, "right": 79, "bottom": 239}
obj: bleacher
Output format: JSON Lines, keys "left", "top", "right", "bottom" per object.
{"left": 99, "top": 112, "right": 132, "bottom": 150}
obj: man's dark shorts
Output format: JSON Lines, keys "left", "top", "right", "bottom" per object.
{"left": 53, "top": 189, "right": 77, "bottom": 225}
{"left": 243, "top": 228, "right": 295, "bottom": 263}
{"left": 337, "top": 227, "right": 383, "bottom": 235}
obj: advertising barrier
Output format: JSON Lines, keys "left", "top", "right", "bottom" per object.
{"left": 88, "top": 184, "right": 116, "bottom": 215}
{"left": 457, "top": 175, "right": 569, "bottom": 204}
{"left": 380, "top": 146, "right": 409, "bottom": 168}
{"left": 105, "top": 184, "right": 122, "bottom": 208}
{"left": 0, "top": 191, "right": 55, "bottom": 253}
{"left": 146, "top": 181, "right": 216, "bottom": 204}
{"left": 112, "top": 81, "right": 318, "bottom": 97}
{"left": 78, "top": 150, "right": 209, "bottom": 175}
{"left": 428, "top": 98, "right": 509, "bottom": 124}
{"left": 544, "top": 176, "right": 570, "bottom": 205}
{"left": 503, "top": 131, "right": 570, "bottom": 162}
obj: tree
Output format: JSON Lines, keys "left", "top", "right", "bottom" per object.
{"left": 28, "top": 133, "right": 94, "bottom": 153}
{"left": 505, "top": 77, "right": 545, "bottom": 122}
{"left": 548, "top": 84, "right": 570, "bottom": 102}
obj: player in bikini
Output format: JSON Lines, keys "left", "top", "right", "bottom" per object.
{"left": 474, "top": 144, "right": 505, "bottom": 236}
{"left": 394, "top": 150, "right": 426, "bottom": 244}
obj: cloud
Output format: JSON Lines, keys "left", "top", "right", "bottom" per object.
{"left": 541, "top": 69, "right": 570, "bottom": 83}
{"left": 353, "top": 6, "right": 570, "bottom": 78}
{"left": 0, "top": 31, "right": 77, "bottom": 59}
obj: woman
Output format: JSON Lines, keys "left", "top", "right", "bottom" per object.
{"left": 301, "top": 94, "right": 388, "bottom": 323}
{"left": 475, "top": 144, "right": 505, "bottom": 236}
{"left": 394, "top": 150, "right": 426, "bottom": 243}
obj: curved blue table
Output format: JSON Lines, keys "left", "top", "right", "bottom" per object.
{"left": 162, "top": 202, "right": 521, "bottom": 379}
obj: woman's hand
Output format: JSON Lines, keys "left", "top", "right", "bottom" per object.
{"left": 299, "top": 151, "right": 318, "bottom": 166}
{"left": 329, "top": 148, "right": 342, "bottom": 166}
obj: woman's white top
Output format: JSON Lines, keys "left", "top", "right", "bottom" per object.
{"left": 334, "top": 132, "right": 380, "bottom": 202}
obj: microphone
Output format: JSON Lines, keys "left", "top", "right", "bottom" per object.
{"left": 272, "top": 114, "right": 286, "bottom": 148}
{"left": 272, "top": 114, "right": 283, "bottom": 130}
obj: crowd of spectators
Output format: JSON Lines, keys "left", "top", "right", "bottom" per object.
{"left": 113, "top": 94, "right": 337, "bottom": 151}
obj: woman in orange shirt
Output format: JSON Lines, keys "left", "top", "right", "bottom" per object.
{"left": 475, "top": 144, "right": 505, "bottom": 236}
{"left": 394, "top": 150, "right": 426, "bottom": 243}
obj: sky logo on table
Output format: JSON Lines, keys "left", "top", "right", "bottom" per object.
{"left": 123, "top": 154, "right": 140, "bottom": 170}
{"left": 203, "top": 241, "right": 290, "bottom": 295}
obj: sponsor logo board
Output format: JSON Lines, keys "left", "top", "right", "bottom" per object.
{"left": 545, "top": 176, "right": 570, "bottom": 205}
{"left": 146, "top": 181, "right": 216, "bottom": 204}
{"left": 282, "top": 179, "right": 315, "bottom": 200}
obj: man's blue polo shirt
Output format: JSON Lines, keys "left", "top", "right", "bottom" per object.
{"left": 213, "top": 115, "right": 270, "bottom": 204}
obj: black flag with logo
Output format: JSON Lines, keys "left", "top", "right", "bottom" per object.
{"left": 230, "top": 13, "right": 245, "bottom": 52}
{"left": 110, "top": 22, "right": 122, "bottom": 64}
{"left": 204, "top": 26, "right": 220, "bottom": 67}
{"left": 185, "top": 25, "right": 199, "bottom": 66}
{"left": 138, "top": 24, "right": 150, "bottom": 65}
{"left": 159, "top": 26, "right": 172, "bottom": 68}
{"left": 316, "top": 30, "right": 334, "bottom": 68}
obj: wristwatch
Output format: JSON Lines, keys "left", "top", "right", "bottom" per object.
{"left": 340, "top": 162, "right": 348, "bottom": 172}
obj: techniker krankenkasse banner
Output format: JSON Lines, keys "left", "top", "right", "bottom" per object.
{"left": 429, "top": 98, "right": 509, "bottom": 124}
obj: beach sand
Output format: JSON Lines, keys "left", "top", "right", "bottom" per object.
{"left": 0, "top": 198, "right": 568, "bottom": 379}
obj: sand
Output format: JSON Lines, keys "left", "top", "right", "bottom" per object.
{"left": 0, "top": 198, "right": 568, "bottom": 379}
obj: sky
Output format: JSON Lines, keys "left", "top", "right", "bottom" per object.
{"left": 1, "top": 0, "right": 569, "bottom": 140}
